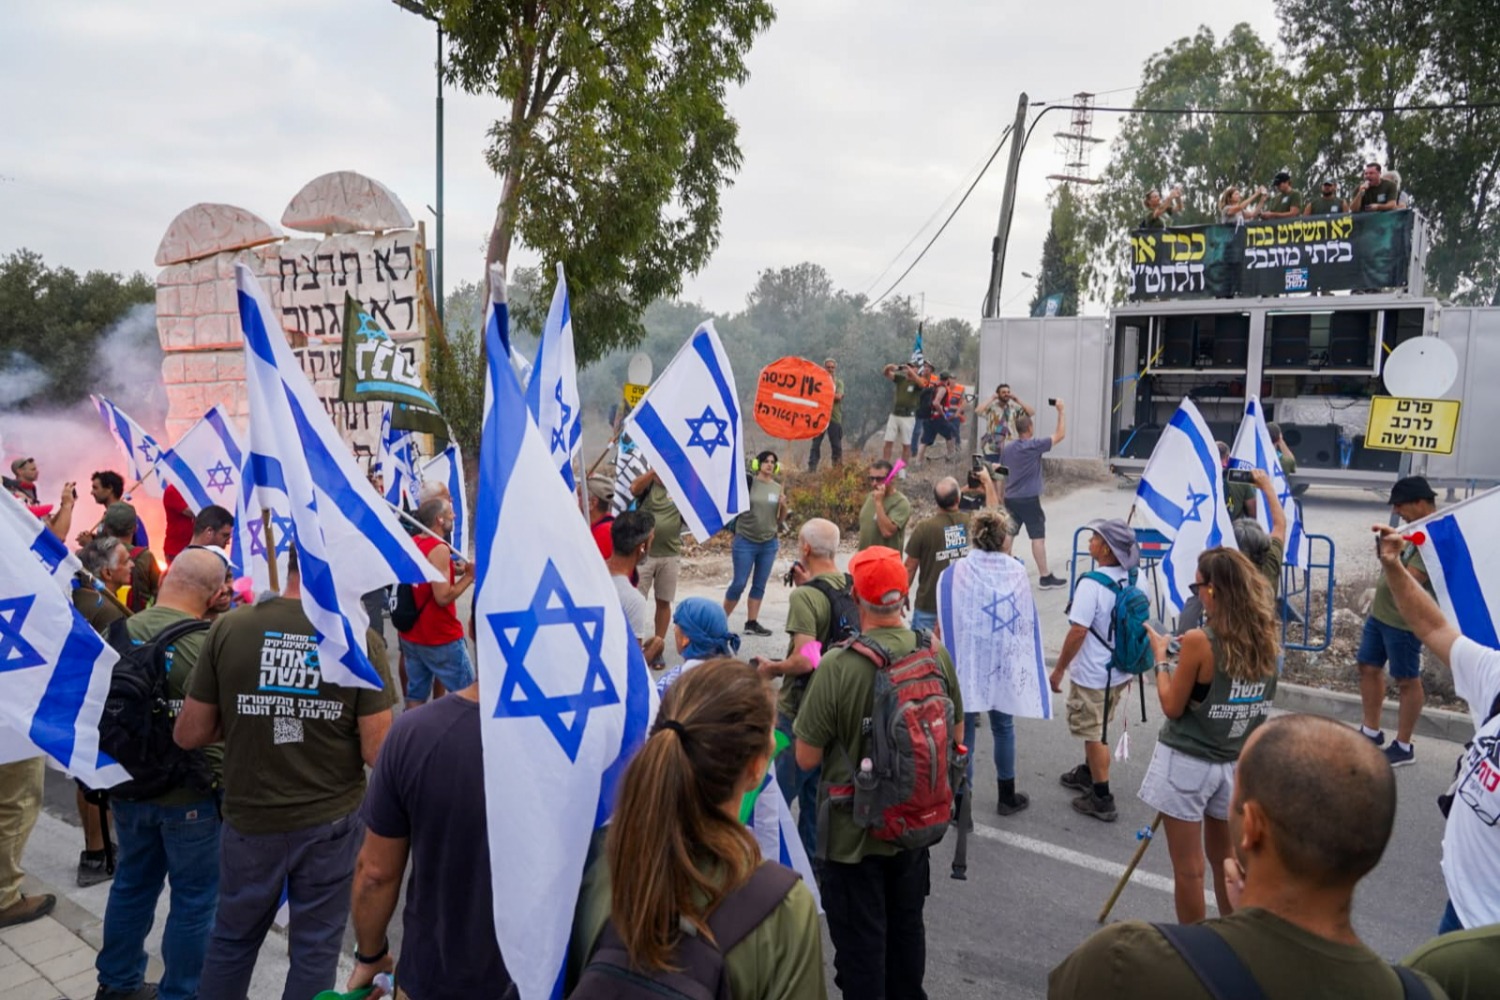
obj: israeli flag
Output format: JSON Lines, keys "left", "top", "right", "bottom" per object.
{"left": 526, "top": 264, "right": 583, "bottom": 489}
{"left": 622, "top": 322, "right": 745, "bottom": 541}
{"left": 612, "top": 440, "right": 650, "bottom": 517}
{"left": 156, "top": 405, "right": 244, "bottom": 515}
{"left": 1133, "top": 398, "right": 1238, "bottom": 613}
{"left": 1409, "top": 486, "right": 1500, "bottom": 648}
{"left": 910, "top": 325, "right": 926, "bottom": 366}
{"left": 0, "top": 488, "right": 78, "bottom": 589}
{"left": 1230, "top": 396, "right": 1310, "bottom": 567}
{"left": 91, "top": 395, "right": 164, "bottom": 496}
{"left": 378, "top": 405, "right": 423, "bottom": 510}
{"left": 420, "top": 440, "right": 468, "bottom": 558}
{"left": 235, "top": 264, "right": 440, "bottom": 689}
{"left": 0, "top": 491, "right": 124, "bottom": 786}
{"left": 474, "top": 272, "right": 655, "bottom": 1000}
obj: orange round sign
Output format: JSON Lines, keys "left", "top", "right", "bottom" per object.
{"left": 753, "top": 357, "right": 836, "bottom": 440}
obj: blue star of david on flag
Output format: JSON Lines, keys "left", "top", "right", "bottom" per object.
{"left": 487, "top": 560, "right": 621, "bottom": 762}
{"left": 550, "top": 380, "right": 573, "bottom": 454}
{"left": 684, "top": 405, "right": 731, "bottom": 457}
{"left": 982, "top": 591, "right": 1023, "bottom": 634}
{"left": 0, "top": 595, "right": 48, "bottom": 673}
{"left": 205, "top": 460, "right": 235, "bottom": 493}
{"left": 1182, "top": 485, "right": 1209, "bottom": 523}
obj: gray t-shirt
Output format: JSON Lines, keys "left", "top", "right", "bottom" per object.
{"left": 1000, "top": 437, "right": 1053, "bottom": 499}
{"left": 613, "top": 573, "right": 654, "bottom": 641}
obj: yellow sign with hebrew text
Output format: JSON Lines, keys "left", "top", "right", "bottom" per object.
{"left": 1364, "top": 397, "right": 1461, "bottom": 455}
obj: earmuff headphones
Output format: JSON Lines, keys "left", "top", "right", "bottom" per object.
{"left": 750, "top": 453, "right": 781, "bottom": 474}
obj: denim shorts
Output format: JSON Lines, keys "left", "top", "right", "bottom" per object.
{"left": 400, "top": 637, "right": 475, "bottom": 701}
{"left": 1138, "top": 742, "right": 1236, "bottom": 822}
{"left": 1357, "top": 616, "right": 1423, "bottom": 679}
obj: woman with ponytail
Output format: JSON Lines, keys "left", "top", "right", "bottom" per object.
{"left": 568, "top": 658, "right": 825, "bottom": 998}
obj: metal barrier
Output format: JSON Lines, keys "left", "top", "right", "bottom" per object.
{"left": 1067, "top": 527, "right": 1336, "bottom": 651}
{"left": 1280, "top": 532, "right": 1335, "bottom": 652}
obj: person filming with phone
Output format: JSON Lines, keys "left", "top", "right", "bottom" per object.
{"left": 1000, "top": 397, "right": 1067, "bottom": 589}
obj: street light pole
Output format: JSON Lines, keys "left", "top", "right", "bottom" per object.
{"left": 435, "top": 24, "right": 445, "bottom": 330}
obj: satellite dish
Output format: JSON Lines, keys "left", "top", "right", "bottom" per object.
{"left": 1383, "top": 337, "right": 1458, "bottom": 398}
{"left": 626, "top": 352, "right": 653, "bottom": 387}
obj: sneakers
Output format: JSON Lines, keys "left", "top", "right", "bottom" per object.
{"left": 96, "top": 985, "right": 159, "bottom": 1000}
{"left": 1071, "top": 790, "right": 1119, "bottom": 822}
{"left": 1059, "top": 763, "right": 1092, "bottom": 791}
{"left": 1384, "top": 742, "right": 1416, "bottom": 768}
{"left": 0, "top": 893, "right": 55, "bottom": 929}
{"left": 77, "top": 848, "right": 115, "bottom": 888}
{"left": 1038, "top": 574, "right": 1068, "bottom": 590}
{"left": 1362, "top": 727, "right": 1387, "bottom": 747}
{"left": 743, "top": 620, "right": 773, "bottom": 637}
{"left": 997, "top": 791, "right": 1031, "bottom": 816}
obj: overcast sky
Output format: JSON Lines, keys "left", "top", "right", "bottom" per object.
{"left": 1, "top": 1, "right": 1279, "bottom": 326}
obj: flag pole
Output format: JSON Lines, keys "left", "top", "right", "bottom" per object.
{"left": 382, "top": 498, "right": 457, "bottom": 552}
{"left": 262, "top": 511, "right": 280, "bottom": 593}
{"left": 121, "top": 464, "right": 161, "bottom": 498}
{"left": 1097, "top": 812, "right": 1162, "bottom": 923}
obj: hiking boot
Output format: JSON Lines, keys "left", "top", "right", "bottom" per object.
{"left": 1362, "top": 728, "right": 1387, "bottom": 747}
{"left": 78, "top": 848, "right": 114, "bottom": 888}
{"left": 95, "top": 985, "right": 159, "bottom": 1000}
{"left": 1059, "top": 764, "right": 1093, "bottom": 791}
{"left": 1038, "top": 574, "right": 1068, "bottom": 590}
{"left": 997, "top": 791, "right": 1031, "bottom": 816}
{"left": 1072, "top": 791, "right": 1118, "bottom": 822}
{"left": 0, "top": 893, "right": 55, "bottom": 928}
{"left": 743, "top": 620, "right": 773, "bottom": 637}
{"left": 1384, "top": 742, "right": 1416, "bottom": 768}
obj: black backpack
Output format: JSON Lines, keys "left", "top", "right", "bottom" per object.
{"left": 101, "top": 617, "right": 215, "bottom": 801}
{"left": 569, "top": 863, "right": 800, "bottom": 1000}
{"left": 389, "top": 583, "right": 425, "bottom": 633}
{"left": 805, "top": 574, "right": 859, "bottom": 653}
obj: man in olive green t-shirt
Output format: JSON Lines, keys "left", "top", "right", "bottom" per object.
{"left": 881, "top": 362, "right": 927, "bottom": 467}
{"left": 857, "top": 459, "right": 913, "bottom": 553}
{"left": 1357, "top": 476, "right": 1438, "bottom": 769}
{"left": 1353, "top": 161, "right": 1401, "bottom": 212}
{"left": 97, "top": 549, "right": 227, "bottom": 1000}
{"left": 176, "top": 550, "right": 395, "bottom": 1000}
{"left": 1304, "top": 179, "right": 1345, "bottom": 215}
{"left": 631, "top": 469, "right": 683, "bottom": 650}
{"left": 1051, "top": 715, "right": 1446, "bottom": 999}
{"left": 795, "top": 545, "right": 963, "bottom": 1000}
{"left": 1260, "top": 172, "right": 1301, "bottom": 220}
{"left": 808, "top": 357, "right": 845, "bottom": 470}
{"left": 904, "top": 472, "right": 995, "bottom": 631}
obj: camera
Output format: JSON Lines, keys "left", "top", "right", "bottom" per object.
{"left": 971, "top": 454, "right": 984, "bottom": 471}
{"left": 1048, "top": 397, "right": 1058, "bottom": 406}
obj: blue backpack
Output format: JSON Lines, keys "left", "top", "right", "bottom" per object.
{"left": 1079, "top": 569, "right": 1153, "bottom": 741}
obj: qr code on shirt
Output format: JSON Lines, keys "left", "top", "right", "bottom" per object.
{"left": 273, "top": 717, "right": 304, "bottom": 745}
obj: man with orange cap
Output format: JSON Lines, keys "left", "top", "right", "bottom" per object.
{"left": 795, "top": 545, "right": 965, "bottom": 999}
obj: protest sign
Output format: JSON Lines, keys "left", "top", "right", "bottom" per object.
{"left": 753, "top": 356, "right": 835, "bottom": 440}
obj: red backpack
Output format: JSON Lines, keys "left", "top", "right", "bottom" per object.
{"left": 825, "top": 631, "right": 968, "bottom": 851}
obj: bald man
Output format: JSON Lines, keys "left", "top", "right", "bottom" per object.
{"left": 1050, "top": 715, "right": 1445, "bottom": 998}
{"left": 95, "top": 548, "right": 226, "bottom": 1000}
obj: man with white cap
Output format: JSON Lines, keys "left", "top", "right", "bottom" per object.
{"left": 585, "top": 474, "right": 617, "bottom": 562}
{"left": 1050, "top": 518, "right": 1140, "bottom": 822}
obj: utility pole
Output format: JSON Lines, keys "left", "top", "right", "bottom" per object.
{"left": 435, "top": 25, "right": 445, "bottom": 330}
{"left": 983, "top": 92, "right": 1031, "bottom": 320}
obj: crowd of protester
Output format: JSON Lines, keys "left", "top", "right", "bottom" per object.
{"left": 2, "top": 350, "right": 1497, "bottom": 1000}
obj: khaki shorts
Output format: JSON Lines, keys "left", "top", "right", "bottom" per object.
{"left": 637, "top": 554, "right": 680, "bottom": 603}
{"left": 884, "top": 413, "right": 916, "bottom": 444}
{"left": 1065, "top": 680, "right": 1133, "bottom": 742}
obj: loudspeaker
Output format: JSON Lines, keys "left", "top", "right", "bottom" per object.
{"left": 1160, "top": 317, "right": 1195, "bottom": 368}
{"left": 1281, "top": 423, "right": 1341, "bottom": 468}
{"left": 1351, "top": 434, "right": 1402, "bottom": 472}
{"left": 1210, "top": 314, "right": 1250, "bottom": 367}
{"left": 1119, "top": 426, "right": 1161, "bottom": 459}
{"left": 1269, "top": 314, "right": 1311, "bottom": 367}
{"left": 1328, "top": 312, "right": 1373, "bottom": 368}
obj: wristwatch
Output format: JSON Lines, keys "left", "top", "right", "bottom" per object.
{"left": 1154, "top": 660, "right": 1174, "bottom": 677}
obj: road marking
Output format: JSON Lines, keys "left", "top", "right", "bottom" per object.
{"left": 969, "top": 821, "right": 1216, "bottom": 908}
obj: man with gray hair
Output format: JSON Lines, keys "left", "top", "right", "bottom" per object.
{"left": 393, "top": 497, "right": 474, "bottom": 709}
{"left": 754, "top": 517, "right": 852, "bottom": 862}
{"left": 75, "top": 536, "right": 134, "bottom": 634}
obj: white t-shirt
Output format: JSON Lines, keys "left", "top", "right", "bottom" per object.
{"left": 1066, "top": 566, "right": 1129, "bottom": 690}
{"left": 613, "top": 573, "right": 654, "bottom": 642}
{"left": 1443, "top": 635, "right": 1500, "bottom": 928}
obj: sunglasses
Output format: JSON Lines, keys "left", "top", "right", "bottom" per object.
{"left": 1189, "top": 582, "right": 1210, "bottom": 596}
{"left": 868, "top": 475, "right": 886, "bottom": 483}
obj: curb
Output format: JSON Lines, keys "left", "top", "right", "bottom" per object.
{"left": 19, "top": 875, "right": 103, "bottom": 951}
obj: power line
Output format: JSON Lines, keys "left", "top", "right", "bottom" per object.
{"left": 867, "top": 125, "right": 1015, "bottom": 311}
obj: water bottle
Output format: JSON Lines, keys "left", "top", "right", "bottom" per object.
{"left": 852, "top": 756, "right": 878, "bottom": 826}
{"left": 374, "top": 972, "right": 395, "bottom": 994}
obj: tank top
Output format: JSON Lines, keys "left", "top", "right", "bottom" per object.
{"left": 1158, "top": 626, "right": 1277, "bottom": 763}
{"left": 404, "top": 535, "right": 463, "bottom": 645}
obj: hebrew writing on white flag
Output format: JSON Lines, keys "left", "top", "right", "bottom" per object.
{"left": 622, "top": 321, "right": 745, "bottom": 542}
{"left": 236, "top": 263, "right": 440, "bottom": 689}
{"left": 155, "top": 404, "right": 245, "bottom": 515}
{"left": 379, "top": 404, "right": 423, "bottom": 511}
{"left": 473, "top": 271, "right": 655, "bottom": 1000}
{"left": 527, "top": 263, "right": 583, "bottom": 490}
{"left": 1408, "top": 485, "right": 1500, "bottom": 648}
{"left": 1133, "top": 398, "right": 1238, "bottom": 613}
{"left": 92, "top": 394, "right": 164, "bottom": 496}
{"left": 936, "top": 549, "right": 1052, "bottom": 720}
{"left": 1230, "top": 396, "right": 1309, "bottom": 567}
{"left": 421, "top": 439, "right": 468, "bottom": 559}
{"left": 0, "top": 489, "right": 124, "bottom": 786}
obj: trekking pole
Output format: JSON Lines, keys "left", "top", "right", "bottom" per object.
{"left": 949, "top": 790, "right": 973, "bottom": 880}
{"left": 1097, "top": 812, "right": 1163, "bottom": 923}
